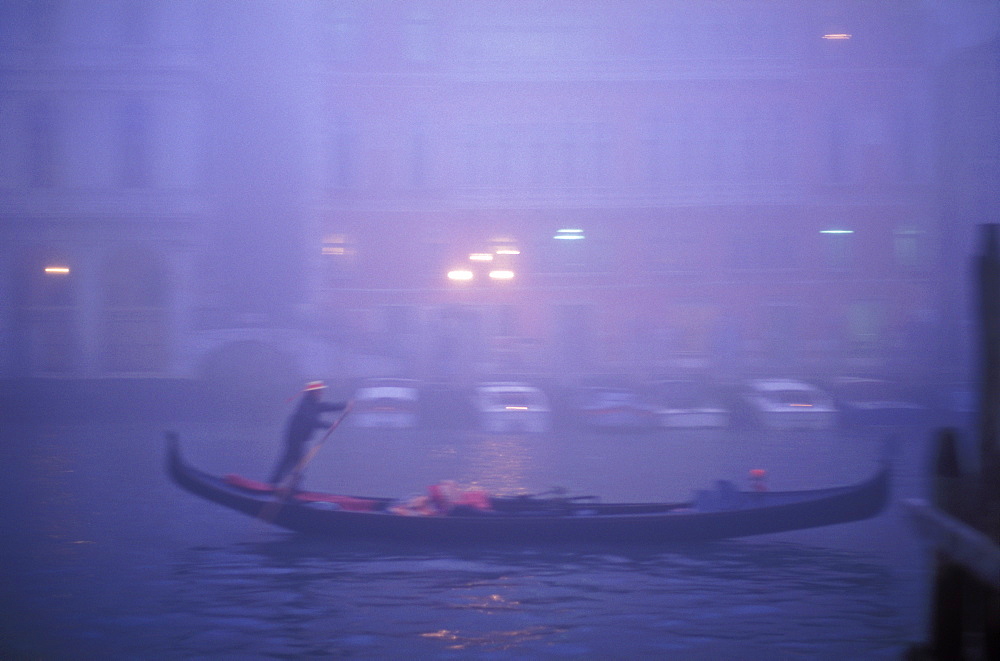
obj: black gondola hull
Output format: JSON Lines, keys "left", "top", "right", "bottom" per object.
{"left": 167, "top": 434, "right": 889, "bottom": 544}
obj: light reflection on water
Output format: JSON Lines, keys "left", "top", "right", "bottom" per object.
{"left": 463, "top": 433, "right": 534, "bottom": 493}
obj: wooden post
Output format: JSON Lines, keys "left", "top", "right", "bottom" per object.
{"left": 908, "top": 225, "right": 1000, "bottom": 659}
{"left": 976, "top": 224, "right": 1000, "bottom": 537}
{"left": 932, "top": 428, "right": 965, "bottom": 519}
{"left": 976, "top": 222, "right": 1000, "bottom": 661}
{"left": 930, "top": 429, "right": 968, "bottom": 660}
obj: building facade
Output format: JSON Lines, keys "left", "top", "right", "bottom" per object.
{"left": 933, "top": 32, "right": 1000, "bottom": 389}
{"left": 0, "top": 1, "right": 325, "bottom": 395}
{"left": 2, "top": 1, "right": 988, "bottom": 397}
{"left": 0, "top": 1, "right": 205, "bottom": 380}
{"left": 312, "top": 1, "right": 939, "bottom": 386}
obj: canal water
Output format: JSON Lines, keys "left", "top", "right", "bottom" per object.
{"left": 1, "top": 414, "right": 937, "bottom": 659}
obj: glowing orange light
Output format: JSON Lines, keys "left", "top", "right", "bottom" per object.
{"left": 447, "top": 270, "right": 474, "bottom": 281}
{"left": 44, "top": 266, "right": 70, "bottom": 274}
{"left": 822, "top": 33, "right": 851, "bottom": 40}
{"left": 789, "top": 403, "right": 813, "bottom": 407}
{"left": 505, "top": 406, "right": 529, "bottom": 410}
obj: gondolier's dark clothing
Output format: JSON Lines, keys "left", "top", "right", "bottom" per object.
{"left": 269, "top": 395, "right": 346, "bottom": 485}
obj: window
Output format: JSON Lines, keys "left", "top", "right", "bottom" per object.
{"left": 846, "top": 300, "right": 885, "bottom": 348}
{"left": 325, "top": 4, "right": 359, "bottom": 63}
{"left": 462, "top": 123, "right": 521, "bottom": 189}
{"left": 100, "top": 245, "right": 170, "bottom": 375}
{"left": 892, "top": 106, "right": 920, "bottom": 182}
{"left": 733, "top": 221, "right": 796, "bottom": 270}
{"left": 28, "top": 98, "right": 56, "bottom": 188}
{"left": 577, "top": 122, "right": 610, "bottom": 187}
{"left": 554, "top": 303, "right": 595, "bottom": 371}
{"left": 119, "top": 0, "right": 152, "bottom": 47}
{"left": 26, "top": 258, "right": 75, "bottom": 307}
{"left": 380, "top": 305, "right": 417, "bottom": 337}
{"left": 821, "top": 229, "right": 854, "bottom": 270}
{"left": 545, "top": 226, "right": 600, "bottom": 273}
{"left": 322, "top": 233, "right": 356, "bottom": 280}
{"left": 403, "top": 6, "right": 435, "bottom": 63}
{"left": 17, "top": 251, "right": 78, "bottom": 375}
{"left": 894, "top": 226, "right": 925, "bottom": 271}
{"left": 671, "top": 300, "right": 718, "bottom": 354}
{"left": 496, "top": 305, "right": 518, "bottom": 337}
{"left": 409, "top": 118, "right": 428, "bottom": 188}
{"left": 747, "top": 104, "right": 792, "bottom": 183}
{"left": 764, "top": 303, "right": 800, "bottom": 367}
{"left": 104, "top": 247, "right": 166, "bottom": 308}
{"left": 827, "top": 109, "right": 852, "bottom": 183}
{"left": 328, "top": 119, "right": 356, "bottom": 188}
{"left": 650, "top": 221, "right": 700, "bottom": 273}
{"left": 27, "top": 0, "right": 59, "bottom": 46}
{"left": 462, "top": 5, "right": 610, "bottom": 64}
{"left": 646, "top": 6, "right": 696, "bottom": 60}
{"left": 119, "top": 97, "right": 151, "bottom": 188}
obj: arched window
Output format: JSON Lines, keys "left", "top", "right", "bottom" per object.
{"left": 100, "top": 245, "right": 169, "bottom": 374}
{"left": 103, "top": 245, "right": 167, "bottom": 308}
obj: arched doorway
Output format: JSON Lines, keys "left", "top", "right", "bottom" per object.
{"left": 99, "top": 245, "right": 169, "bottom": 374}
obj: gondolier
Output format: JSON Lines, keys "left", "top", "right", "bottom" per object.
{"left": 269, "top": 381, "right": 347, "bottom": 487}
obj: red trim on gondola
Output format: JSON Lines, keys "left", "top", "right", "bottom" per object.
{"left": 224, "top": 473, "right": 381, "bottom": 511}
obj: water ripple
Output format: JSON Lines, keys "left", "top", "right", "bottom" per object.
{"left": 142, "top": 537, "right": 908, "bottom": 659}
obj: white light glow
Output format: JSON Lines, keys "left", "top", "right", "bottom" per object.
{"left": 554, "top": 229, "right": 586, "bottom": 240}
{"left": 469, "top": 253, "right": 493, "bottom": 261}
{"left": 496, "top": 248, "right": 520, "bottom": 255}
{"left": 447, "top": 270, "right": 474, "bottom": 281}
{"left": 44, "top": 266, "right": 70, "bottom": 274}
{"left": 489, "top": 270, "right": 514, "bottom": 280}
{"left": 820, "top": 229, "right": 854, "bottom": 234}
{"left": 822, "top": 33, "right": 852, "bottom": 40}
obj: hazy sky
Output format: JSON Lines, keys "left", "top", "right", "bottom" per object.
{"left": 922, "top": 0, "right": 1000, "bottom": 52}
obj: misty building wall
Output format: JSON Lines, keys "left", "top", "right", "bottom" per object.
{"left": 310, "top": 1, "right": 944, "bottom": 386}
{"left": 200, "top": 1, "right": 313, "bottom": 324}
{"left": 0, "top": 1, "right": 321, "bottom": 391}
{"left": 933, "top": 34, "right": 1000, "bottom": 391}
{"left": 0, "top": 1, "right": 995, "bottom": 399}
{"left": 0, "top": 1, "right": 206, "bottom": 379}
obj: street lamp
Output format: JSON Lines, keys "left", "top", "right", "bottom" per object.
{"left": 447, "top": 269, "right": 474, "bottom": 281}
{"left": 554, "top": 228, "right": 585, "bottom": 240}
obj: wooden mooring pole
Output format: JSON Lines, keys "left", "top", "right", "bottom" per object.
{"left": 906, "top": 223, "right": 1000, "bottom": 660}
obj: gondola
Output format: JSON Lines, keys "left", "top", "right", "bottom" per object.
{"left": 166, "top": 432, "right": 889, "bottom": 544}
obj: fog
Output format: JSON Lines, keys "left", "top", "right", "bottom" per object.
{"left": 3, "top": 4, "right": 1000, "bottom": 657}
{"left": 2, "top": 1, "right": 998, "bottom": 421}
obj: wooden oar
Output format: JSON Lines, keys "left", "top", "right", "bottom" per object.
{"left": 258, "top": 401, "right": 353, "bottom": 524}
